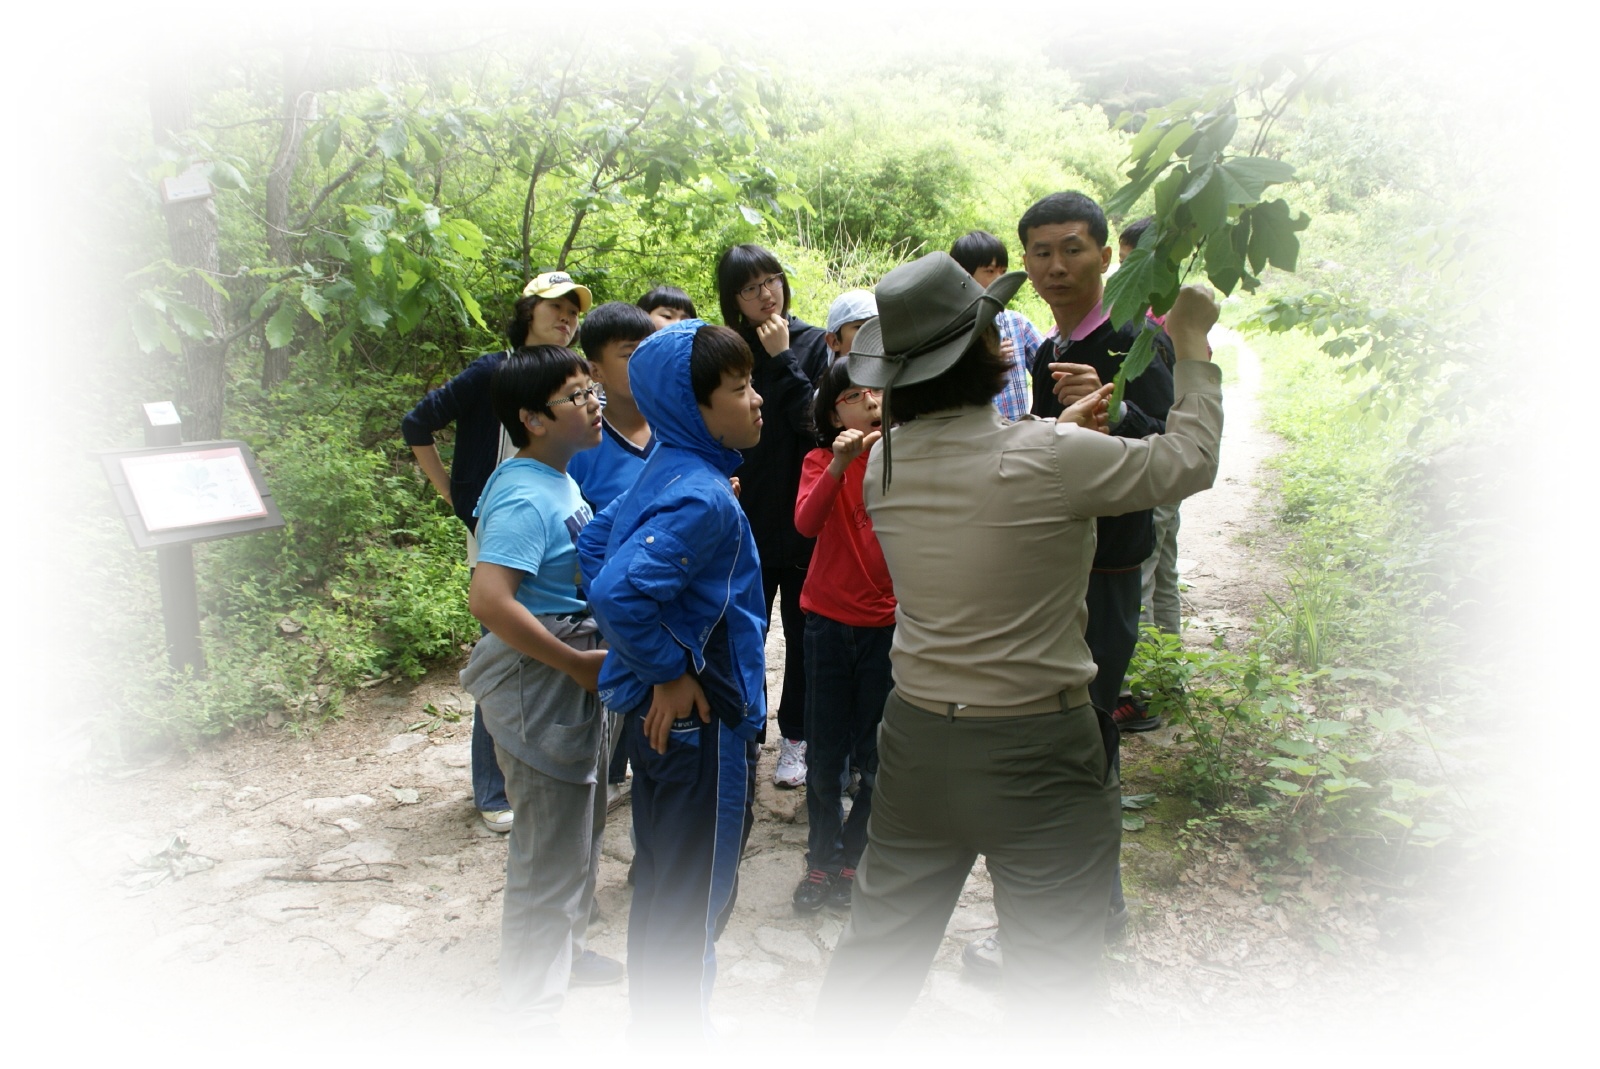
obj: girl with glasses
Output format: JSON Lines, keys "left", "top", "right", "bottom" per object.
{"left": 713, "top": 244, "right": 833, "bottom": 789}
{"left": 789, "top": 358, "right": 895, "bottom": 915}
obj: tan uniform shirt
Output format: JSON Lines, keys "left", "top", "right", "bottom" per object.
{"left": 864, "top": 360, "right": 1223, "bottom": 710}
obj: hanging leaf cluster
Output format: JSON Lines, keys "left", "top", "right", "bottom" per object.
{"left": 1099, "top": 69, "right": 1314, "bottom": 418}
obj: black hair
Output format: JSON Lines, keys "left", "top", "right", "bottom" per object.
{"left": 491, "top": 345, "right": 589, "bottom": 448}
{"left": 715, "top": 244, "right": 791, "bottom": 328}
{"left": 637, "top": 284, "right": 698, "bottom": 319}
{"left": 689, "top": 324, "right": 755, "bottom": 408}
{"left": 1016, "top": 191, "right": 1109, "bottom": 250}
{"left": 886, "top": 326, "right": 1008, "bottom": 424}
{"left": 949, "top": 230, "right": 1009, "bottom": 275}
{"left": 811, "top": 358, "right": 857, "bottom": 449}
{"left": 505, "top": 288, "right": 583, "bottom": 349}
{"left": 1120, "top": 215, "right": 1155, "bottom": 250}
{"left": 578, "top": 301, "right": 655, "bottom": 359}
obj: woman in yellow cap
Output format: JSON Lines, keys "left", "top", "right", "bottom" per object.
{"left": 401, "top": 270, "right": 593, "bottom": 834}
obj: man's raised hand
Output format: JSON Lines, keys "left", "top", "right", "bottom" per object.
{"left": 1166, "top": 284, "right": 1219, "bottom": 361}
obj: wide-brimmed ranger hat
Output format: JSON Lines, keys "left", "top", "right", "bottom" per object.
{"left": 847, "top": 252, "right": 1025, "bottom": 391}
{"left": 848, "top": 251, "right": 1025, "bottom": 490}
{"left": 522, "top": 270, "right": 593, "bottom": 313}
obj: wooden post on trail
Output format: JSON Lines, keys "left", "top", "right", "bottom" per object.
{"left": 142, "top": 402, "right": 204, "bottom": 674}
{"left": 150, "top": 66, "right": 228, "bottom": 441}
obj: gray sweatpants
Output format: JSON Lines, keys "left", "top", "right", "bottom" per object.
{"left": 1140, "top": 501, "right": 1182, "bottom": 635}
{"left": 493, "top": 726, "right": 607, "bottom": 1024}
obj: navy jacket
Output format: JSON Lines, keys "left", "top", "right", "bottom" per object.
{"left": 400, "top": 350, "right": 509, "bottom": 533}
{"left": 1031, "top": 319, "right": 1175, "bottom": 570}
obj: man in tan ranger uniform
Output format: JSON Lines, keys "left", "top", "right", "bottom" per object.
{"left": 813, "top": 250, "right": 1222, "bottom": 1032}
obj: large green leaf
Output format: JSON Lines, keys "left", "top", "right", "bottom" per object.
{"left": 1184, "top": 168, "right": 1227, "bottom": 235}
{"left": 1192, "top": 112, "right": 1239, "bottom": 162}
{"left": 1151, "top": 165, "right": 1187, "bottom": 219}
{"left": 394, "top": 290, "right": 425, "bottom": 335}
{"left": 356, "top": 296, "right": 390, "bottom": 329}
{"left": 1104, "top": 247, "right": 1173, "bottom": 329}
{"left": 1107, "top": 327, "right": 1158, "bottom": 423}
{"left": 1104, "top": 251, "right": 1153, "bottom": 329}
{"left": 316, "top": 122, "right": 341, "bottom": 169}
{"left": 1144, "top": 120, "right": 1195, "bottom": 173}
{"left": 376, "top": 122, "right": 408, "bottom": 160}
{"left": 130, "top": 301, "right": 181, "bottom": 354}
{"left": 1214, "top": 156, "right": 1297, "bottom": 204}
{"left": 1106, "top": 164, "right": 1165, "bottom": 217}
{"left": 265, "top": 301, "right": 299, "bottom": 348}
{"left": 1245, "top": 198, "right": 1310, "bottom": 274}
{"left": 1204, "top": 226, "right": 1244, "bottom": 294}
{"left": 170, "top": 299, "right": 214, "bottom": 340}
{"left": 434, "top": 219, "right": 486, "bottom": 261}
{"left": 205, "top": 160, "right": 250, "bottom": 193}
{"left": 299, "top": 284, "right": 332, "bottom": 323}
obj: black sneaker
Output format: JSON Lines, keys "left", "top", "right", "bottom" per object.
{"left": 570, "top": 949, "right": 624, "bottom": 986}
{"left": 792, "top": 869, "right": 832, "bottom": 914}
{"left": 1112, "top": 694, "right": 1162, "bottom": 733}
{"left": 825, "top": 868, "right": 855, "bottom": 910}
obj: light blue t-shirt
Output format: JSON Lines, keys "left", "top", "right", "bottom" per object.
{"left": 474, "top": 458, "right": 593, "bottom": 616}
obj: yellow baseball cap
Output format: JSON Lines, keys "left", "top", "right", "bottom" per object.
{"left": 521, "top": 270, "right": 593, "bottom": 312}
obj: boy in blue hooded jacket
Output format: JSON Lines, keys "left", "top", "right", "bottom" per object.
{"left": 577, "top": 320, "right": 768, "bottom": 1039}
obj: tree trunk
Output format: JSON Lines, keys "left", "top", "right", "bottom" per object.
{"left": 262, "top": 47, "right": 320, "bottom": 390}
{"left": 151, "top": 65, "right": 228, "bottom": 441}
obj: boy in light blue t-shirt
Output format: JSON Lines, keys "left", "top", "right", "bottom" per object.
{"left": 459, "top": 344, "right": 623, "bottom": 1032}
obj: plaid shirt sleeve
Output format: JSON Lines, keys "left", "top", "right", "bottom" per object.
{"left": 994, "top": 311, "right": 1044, "bottom": 421}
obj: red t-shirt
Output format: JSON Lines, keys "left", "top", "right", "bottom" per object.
{"left": 794, "top": 448, "right": 896, "bottom": 627}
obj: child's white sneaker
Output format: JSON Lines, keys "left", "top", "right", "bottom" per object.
{"left": 773, "top": 738, "right": 807, "bottom": 788}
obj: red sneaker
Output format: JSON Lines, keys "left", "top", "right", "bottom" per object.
{"left": 1112, "top": 694, "right": 1162, "bottom": 732}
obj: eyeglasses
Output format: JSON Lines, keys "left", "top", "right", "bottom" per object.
{"left": 737, "top": 274, "right": 785, "bottom": 302}
{"left": 550, "top": 384, "right": 601, "bottom": 408}
{"left": 834, "top": 388, "right": 879, "bottom": 407}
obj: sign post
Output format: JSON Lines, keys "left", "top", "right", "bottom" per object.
{"left": 104, "top": 403, "right": 285, "bottom": 673}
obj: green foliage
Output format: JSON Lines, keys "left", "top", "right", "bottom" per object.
{"left": 1237, "top": 54, "right": 1521, "bottom": 446}
{"left": 1133, "top": 632, "right": 1311, "bottom": 809}
{"left": 1098, "top": 57, "right": 1322, "bottom": 419}
{"left": 1129, "top": 321, "right": 1487, "bottom": 879}
{"left": 1132, "top": 626, "right": 1456, "bottom": 877}
{"left": 772, "top": 62, "right": 1127, "bottom": 273}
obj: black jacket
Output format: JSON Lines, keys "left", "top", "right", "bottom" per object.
{"left": 1031, "top": 317, "right": 1175, "bottom": 570}
{"left": 399, "top": 350, "right": 508, "bottom": 534}
{"left": 732, "top": 316, "right": 832, "bottom": 570}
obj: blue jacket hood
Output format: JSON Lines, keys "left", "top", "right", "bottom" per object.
{"left": 629, "top": 319, "right": 745, "bottom": 476}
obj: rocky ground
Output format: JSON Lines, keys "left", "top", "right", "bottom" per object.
{"left": 44, "top": 334, "right": 1519, "bottom": 1062}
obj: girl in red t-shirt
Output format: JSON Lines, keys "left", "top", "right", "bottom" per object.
{"left": 789, "top": 358, "right": 897, "bottom": 914}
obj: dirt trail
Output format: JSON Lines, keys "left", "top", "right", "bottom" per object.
{"left": 47, "top": 333, "right": 1484, "bottom": 1056}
